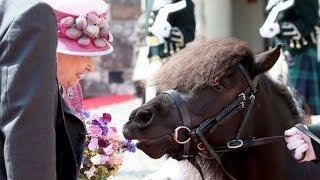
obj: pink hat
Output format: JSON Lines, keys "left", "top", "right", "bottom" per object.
{"left": 44, "top": 0, "right": 113, "bottom": 56}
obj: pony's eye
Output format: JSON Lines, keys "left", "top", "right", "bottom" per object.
{"left": 213, "top": 82, "right": 225, "bottom": 91}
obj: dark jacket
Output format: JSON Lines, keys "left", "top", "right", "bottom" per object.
{"left": 276, "top": 0, "right": 319, "bottom": 37}
{"left": 0, "top": 0, "right": 85, "bottom": 179}
{"left": 270, "top": 0, "right": 319, "bottom": 50}
{"left": 57, "top": 94, "right": 86, "bottom": 180}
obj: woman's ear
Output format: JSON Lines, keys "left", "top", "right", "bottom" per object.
{"left": 253, "top": 45, "right": 281, "bottom": 76}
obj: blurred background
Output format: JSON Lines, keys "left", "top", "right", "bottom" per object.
{"left": 81, "top": 0, "right": 270, "bottom": 99}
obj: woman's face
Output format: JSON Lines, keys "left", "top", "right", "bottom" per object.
{"left": 57, "top": 53, "right": 94, "bottom": 87}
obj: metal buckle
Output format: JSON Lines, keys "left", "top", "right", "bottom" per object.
{"left": 227, "top": 139, "right": 243, "bottom": 149}
{"left": 238, "top": 93, "right": 246, "bottom": 101}
{"left": 197, "top": 143, "right": 205, "bottom": 151}
{"left": 173, "top": 126, "right": 191, "bottom": 144}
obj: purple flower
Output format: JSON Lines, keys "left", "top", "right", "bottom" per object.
{"left": 123, "top": 139, "right": 136, "bottom": 153}
{"left": 92, "top": 119, "right": 101, "bottom": 126}
{"left": 81, "top": 110, "right": 91, "bottom": 118}
{"left": 100, "top": 126, "right": 108, "bottom": 135}
{"left": 98, "top": 138, "right": 109, "bottom": 148}
{"left": 92, "top": 119, "right": 108, "bottom": 135}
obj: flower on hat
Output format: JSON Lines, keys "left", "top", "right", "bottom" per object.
{"left": 58, "top": 11, "right": 113, "bottom": 48}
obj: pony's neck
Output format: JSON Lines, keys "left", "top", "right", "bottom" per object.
{"left": 222, "top": 75, "right": 305, "bottom": 180}
{"left": 252, "top": 75, "right": 299, "bottom": 137}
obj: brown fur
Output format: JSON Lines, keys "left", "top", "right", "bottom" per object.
{"left": 268, "top": 76, "right": 307, "bottom": 123}
{"left": 154, "top": 38, "right": 254, "bottom": 93}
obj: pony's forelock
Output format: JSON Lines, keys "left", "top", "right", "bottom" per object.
{"left": 153, "top": 38, "right": 254, "bottom": 93}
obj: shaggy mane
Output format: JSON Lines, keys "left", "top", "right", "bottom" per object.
{"left": 154, "top": 38, "right": 254, "bottom": 93}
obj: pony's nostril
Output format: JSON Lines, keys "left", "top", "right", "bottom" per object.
{"left": 129, "top": 109, "right": 137, "bottom": 122}
{"left": 135, "top": 109, "right": 153, "bottom": 128}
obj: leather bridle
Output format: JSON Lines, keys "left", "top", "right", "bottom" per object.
{"left": 163, "top": 64, "right": 285, "bottom": 180}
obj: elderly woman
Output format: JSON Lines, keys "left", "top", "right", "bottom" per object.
{"left": 0, "top": 0, "right": 113, "bottom": 178}
{"left": 47, "top": 0, "right": 113, "bottom": 178}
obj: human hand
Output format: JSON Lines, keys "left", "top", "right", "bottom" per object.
{"left": 284, "top": 127, "right": 316, "bottom": 162}
{"left": 150, "top": 21, "right": 172, "bottom": 39}
{"left": 259, "top": 23, "right": 281, "bottom": 38}
{"left": 149, "top": 8, "right": 171, "bottom": 39}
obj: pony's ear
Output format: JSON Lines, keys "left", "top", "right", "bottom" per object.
{"left": 253, "top": 45, "right": 281, "bottom": 76}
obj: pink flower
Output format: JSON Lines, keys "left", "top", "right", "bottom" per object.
{"left": 112, "top": 141, "right": 121, "bottom": 150}
{"left": 88, "top": 125, "right": 102, "bottom": 137}
{"left": 88, "top": 138, "right": 99, "bottom": 151}
{"left": 108, "top": 153, "right": 123, "bottom": 166}
{"left": 111, "top": 127, "right": 117, "bottom": 133}
{"left": 106, "top": 127, "right": 121, "bottom": 141}
{"left": 84, "top": 166, "right": 96, "bottom": 179}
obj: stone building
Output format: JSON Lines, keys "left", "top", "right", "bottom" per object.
{"left": 81, "top": 0, "right": 143, "bottom": 97}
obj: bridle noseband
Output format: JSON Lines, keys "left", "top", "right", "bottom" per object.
{"left": 163, "top": 64, "right": 284, "bottom": 180}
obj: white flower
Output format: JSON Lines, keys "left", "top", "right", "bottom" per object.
{"left": 99, "top": 155, "right": 109, "bottom": 165}
{"left": 103, "top": 144, "right": 114, "bottom": 155}
{"left": 91, "top": 154, "right": 102, "bottom": 165}
{"left": 88, "top": 138, "right": 99, "bottom": 151}
{"left": 84, "top": 166, "right": 96, "bottom": 179}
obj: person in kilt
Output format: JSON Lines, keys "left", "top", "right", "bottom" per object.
{"left": 260, "top": 0, "right": 320, "bottom": 115}
{"left": 141, "top": 0, "right": 196, "bottom": 103}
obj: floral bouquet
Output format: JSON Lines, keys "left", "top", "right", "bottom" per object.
{"left": 78, "top": 111, "right": 136, "bottom": 180}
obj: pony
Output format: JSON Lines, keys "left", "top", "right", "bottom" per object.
{"left": 123, "top": 38, "right": 320, "bottom": 180}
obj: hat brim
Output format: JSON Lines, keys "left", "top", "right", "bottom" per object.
{"left": 57, "top": 38, "right": 113, "bottom": 57}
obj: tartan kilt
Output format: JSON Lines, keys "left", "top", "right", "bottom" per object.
{"left": 287, "top": 44, "right": 320, "bottom": 115}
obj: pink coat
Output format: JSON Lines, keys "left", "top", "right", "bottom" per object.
{"left": 61, "top": 83, "right": 83, "bottom": 113}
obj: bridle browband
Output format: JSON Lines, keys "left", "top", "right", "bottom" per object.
{"left": 163, "top": 64, "right": 285, "bottom": 180}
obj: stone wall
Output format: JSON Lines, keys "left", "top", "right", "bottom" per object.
{"left": 81, "top": 0, "right": 143, "bottom": 98}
